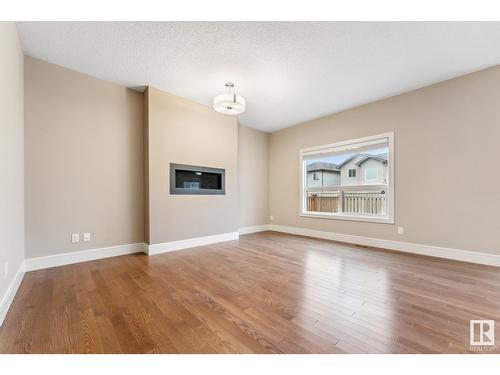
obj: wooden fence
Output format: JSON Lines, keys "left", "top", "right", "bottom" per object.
{"left": 307, "top": 192, "right": 340, "bottom": 213}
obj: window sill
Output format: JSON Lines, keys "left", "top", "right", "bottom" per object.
{"left": 300, "top": 211, "right": 394, "bottom": 224}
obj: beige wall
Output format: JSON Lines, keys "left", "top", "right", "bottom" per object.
{"left": 25, "top": 57, "right": 144, "bottom": 258}
{"left": 238, "top": 124, "right": 269, "bottom": 228}
{"left": 146, "top": 87, "right": 238, "bottom": 244}
{"left": 0, "top": 23, "right": 25, "bottom": 309}
{"left": 269, "top": 65, "right": 500, "bottom": 255}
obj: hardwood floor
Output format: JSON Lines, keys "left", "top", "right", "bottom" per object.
{"left": 1, "top": 231, "right": 499, "bottom": 353}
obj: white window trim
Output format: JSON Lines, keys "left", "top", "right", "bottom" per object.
{"left": 299, "top": 132, "right": 394, "bottom": 224}
{"left": 348, "top": 168, "right": 357, "bottom": 178}
{"left": 364, "top": 166, "right": 379, "bottom": 182}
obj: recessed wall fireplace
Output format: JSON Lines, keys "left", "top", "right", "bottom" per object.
{"left": 169, "top": 163, "right": 225, "bottom": 195}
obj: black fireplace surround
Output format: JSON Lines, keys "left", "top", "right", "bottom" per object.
{"left": 169, "top": 163, "right": 225, "bottom": 195}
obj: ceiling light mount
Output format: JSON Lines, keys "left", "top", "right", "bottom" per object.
{"left": 213, "top": 82, "right": 246, "bottom": 115}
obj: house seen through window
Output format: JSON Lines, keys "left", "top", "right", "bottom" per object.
{"left": 301, "top": 133, "right": 393, "bottom": 223}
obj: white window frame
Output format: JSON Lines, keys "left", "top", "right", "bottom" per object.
{"left": 364, "top": 166, "right": 379, "bottom": 182}
{"left": 348, "top": 168, "right": 357, "bottom": 178}
{"left": 299, "top": 132, "right": 394, "bottom": 224}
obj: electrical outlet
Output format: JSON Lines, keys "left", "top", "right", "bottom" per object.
{"left": 83, "top": 232, "right": 91, "bottom": 242}
{"left": 71, "top": 233, "right": 80, "bottom": 243}
{"left": 270, "top": 215, "right": 274, "bottom": 221}
{"left": 397, "top": 226, "right": 404, "bottom": 235}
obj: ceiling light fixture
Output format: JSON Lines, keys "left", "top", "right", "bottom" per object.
{"left": 213, "top": 82, "right": 246, "bottom": 115}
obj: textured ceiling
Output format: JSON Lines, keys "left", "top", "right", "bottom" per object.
{"left": 16, "top": 22, "right": 500, "bottom": 132}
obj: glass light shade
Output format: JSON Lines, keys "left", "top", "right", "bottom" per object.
{"left": 213, "top": 93, "right": 246, "bottom": 115}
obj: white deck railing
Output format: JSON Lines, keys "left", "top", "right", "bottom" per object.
{"left": 342, "top": 191, "right": 386, "bottom": 214}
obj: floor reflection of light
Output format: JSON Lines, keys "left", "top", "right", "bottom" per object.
{"left": 297, "top": 247, "right": 396, "bottom": 352}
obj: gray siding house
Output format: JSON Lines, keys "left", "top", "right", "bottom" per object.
{"left": 307, "top": 162, "right": 340, "bottom": 187}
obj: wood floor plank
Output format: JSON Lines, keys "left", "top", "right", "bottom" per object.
{"left": 1, "top": 231, "right": 499, "bottom": 353}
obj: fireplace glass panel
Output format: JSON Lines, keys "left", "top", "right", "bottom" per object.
{"left": 170, "top": 164, "right": 225, "bottom": 195}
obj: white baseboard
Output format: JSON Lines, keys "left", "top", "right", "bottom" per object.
{"left": 25, "top": 243, "right": 147, "bottom": 272}
{"left": 24, "top": 231, "right": 242, "bottom": 271}
{"left": 148, "top": 231, "right": 239, "bottom": 255}
{"left": 238, "top": 225, "right": 270, "bottom": 235}
{"left": 269, "top": 224, "right": 500, "bottom": 267}
{"left": 0, "top": 261, "right": 25, "bottom": 327}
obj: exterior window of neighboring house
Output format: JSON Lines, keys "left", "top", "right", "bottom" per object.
{"left": 301, "top": 133, "right": 394, "bottom": 223}
{"left": 365, "top": 167, "right": 378, "bottom": 181}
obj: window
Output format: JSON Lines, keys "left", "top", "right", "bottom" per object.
{"left": 313, "top": 172, "right": 320, "bottom": 180}
{"left": 300, "top": 133, "right": 394, "bottom": 223}
{"left": 365, "top": 167, "right": 378, "bottom": 181}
